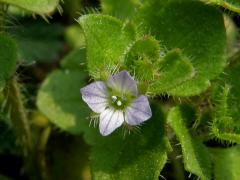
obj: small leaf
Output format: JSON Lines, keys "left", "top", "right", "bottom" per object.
{"left": 148, "top": 49, "right": 195, "bottom": 94}
{"left": 60, "top": 48, "right": 86, "bottom": 70}
{"left": 135, "top": 0, "right": 226, "bottom": 96}
{"left": 167, "top": 106, "right": 211, "bottom": 179}
{"left": 37, "top": 70, "right": 90, "bottom": 134}
{"left": 124, "top": 35, "right": 160, "bottom": 81}
{"left": 211, "top": 146, "right": 240, "bottom": 180}
{"left": 0, "top": 0, "right": 60, "bottom": 14}
{"left": 85, "top": 104, "right": 170, "bottom": 180}
{"left": 78, "top": 14, "right": 135, "bottom": 79}
{"left": 0, "top": 34, "right": 17, "bottom": 90}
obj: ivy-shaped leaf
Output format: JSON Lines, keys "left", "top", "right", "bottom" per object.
{"left": 78, "top": 14, "right": 135, "bottom": 79}
{"left": 211, "top": 146, "right": 240, "bottom": 180}
{"left": 0, "top": 34, "right": 17, "bottom": 91}
{"left": 0, "top": 0, "right": 59, "bottom": 14}
{"left": 167, "top": 106, "right": 211, "bottom": 179}
{"left": 37, "top": 70, "right": 90, "bottom": 134}
{"left": 148, "top": 49, "right": 195, "bottom": 94}
{"left": 136, "top": 0, "right": 226, "bottom": 96}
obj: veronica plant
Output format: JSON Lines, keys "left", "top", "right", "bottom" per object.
{"left": 80, "top": 70, "right": 152, "bottom": 136}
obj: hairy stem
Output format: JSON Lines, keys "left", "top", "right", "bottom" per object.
{"left": 6, "top": 77, "right": 33, "bottom": 154}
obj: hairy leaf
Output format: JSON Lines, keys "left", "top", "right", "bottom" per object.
{"left": 0, "top": 34, "right": 17, "bottom": 90}
{"left": 78, "top": 14, "right": 135, "bottom": 79}
{"left": 136, "top": 0, "right": 226, "bottom": 96}
{"left": 211, "top": 63, "right": 240, "bottom": 143}
{"left": 124, "top": 35, "right": 160, "bottom": 81}
{"left": 148, "top": 49, "right": 194, "bottom": 94}
{"left": 167, "top": 106, "right": 211, "bottom": 179}
{"left": 0, "top": 0, "right": 59, "bottom": 14}
{"left": 101, "top": 0, "right": 140, "bottom": 19}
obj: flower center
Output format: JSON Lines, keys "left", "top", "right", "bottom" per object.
{"left": 111, "top": 95, "right": 125, "bottom": 109}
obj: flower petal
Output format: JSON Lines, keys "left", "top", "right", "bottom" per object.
{"left": 99, "top": 108, "right": 124, "bottom": 136}
{"left": 125, "top": 95, "right": 152, "bottom": 125}
{"left": 107, "top": 70, "right": 137, "bottom": 96}
{"left": 80, "top": 81, "right": 108, "bottom": 113}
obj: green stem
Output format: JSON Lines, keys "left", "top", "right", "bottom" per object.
{"left": 6, "top": 78, "right": 33, "bottom": 154}
{"left": 37, "top": 126, "right": 51, "bottom": 180}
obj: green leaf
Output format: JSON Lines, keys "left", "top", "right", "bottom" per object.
{"left": 167, "top": 106, "right": 211, "bottom": 179}
{"left": 210, "top": 84, "right": 240, "bottom": 143}
{"left": 136, "top": 0, "right": 226, "bottom": 96}
{"left": 148, "top": 49, "right": 195, "bottom": 94}
{"left": 202, "top": 0, "right": 240, "bottom": 14}
{"left": 65, "top": 25, "right": 85, "bottom": 49}
{"left": 85, "top": 104, "right": 170, "bottom": 180}
{"left": 78, "top": 14, "right": 135, "bottom": 79}
{"left": 124, "top": 35, "right": 160, "bottom": 81}
{"left": 10, "top": 21, "right": 63, "bottom": 64}
{"left": 47, "top": 133, "right": 91, "bottom": 180}
{"left": 0, "top": 34, "right": 17, "bottom": 90}
{"left": 210, "top": 63, "right": 240, "bottom": 143}
{"left": 0, "top": 0, "right": 60, "bottom": 14}
{"left": 101, "top": 0, "right": 140, "bottom": 20}
{"left": 211, "top": 146, "right": 240, "bottom": 180}
{"left": 60, "top": 48, "right": 86, "bottom": 70}
{"left": 37, "top": 70, "right": 90, "bottom": 134}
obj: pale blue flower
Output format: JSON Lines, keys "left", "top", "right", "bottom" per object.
{"left": 80, "top": 70, "right": 152, "bottom": 136}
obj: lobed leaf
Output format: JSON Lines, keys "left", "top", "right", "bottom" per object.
{"left": 135, "top": 0, "right": 226, "bottom": 96}
{"left": 167, "top": 106, "right": 211, "bottom": 179}
{"left": 37, "top": 70, "right": 90, "bottom": 134}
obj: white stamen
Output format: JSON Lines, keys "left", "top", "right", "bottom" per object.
{"left": 117, "top": 100, "right": 122, "bottom": 106}
{"left": 111, "top": 96, "right": 117, "bottom": 102}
